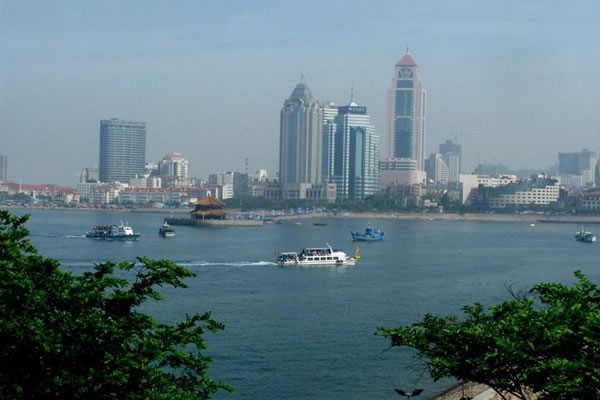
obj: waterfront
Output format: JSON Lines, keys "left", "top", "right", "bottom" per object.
{"left": 15, "top": 209, "right": 600, "bottom": 399}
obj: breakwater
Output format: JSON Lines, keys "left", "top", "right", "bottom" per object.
{"left": 165, "top": 217, "right": 263, "bottom": 227}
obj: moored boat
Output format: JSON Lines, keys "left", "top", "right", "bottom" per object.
{"left": 351, "top": 227, "right": 384, "bottom": 241}
{"left": 159, "top": 220, "right": 176, "bottom": 238}
{"left": 276, "top": 244, "right": 359, "bottom": 266}
{"left": 86, "top": 222, "right": 140, "bottom": 240}
{"left": 575, "top": 226, "right": 596, "bottom": 243}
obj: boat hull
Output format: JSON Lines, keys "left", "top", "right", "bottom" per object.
{"left": 279, "top": 258, "right": 356, "bottom": 267}
{"left": 351, "top": 228, "right": 384, "bottom": 241}
{"left": 86, "top": 233, "right": 140, "bottom": 240}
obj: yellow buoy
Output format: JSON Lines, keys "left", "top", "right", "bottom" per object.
{"left": 354, "top": 246, "right": 360, "bottom": 260}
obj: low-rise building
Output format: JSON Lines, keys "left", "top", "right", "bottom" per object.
{"left": 477, "top": 175, "right": 518, "bottom": 187}
{"left": 483, "top": 175, "right": 559, "bottom": 208}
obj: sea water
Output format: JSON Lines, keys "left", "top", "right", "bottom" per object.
{"left": 16, "top": 209, "right": 600, "bottom": 399}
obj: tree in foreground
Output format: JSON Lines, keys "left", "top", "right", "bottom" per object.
{"left": 0, "top": 211, "right": 232, "bottom": 399}
{"left": 377, "top": 272, "right": 600, "bottom": 400}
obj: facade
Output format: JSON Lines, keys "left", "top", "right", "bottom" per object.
{"left": 386, "top": 51, "right": 426, "bottom": 170}
{"left": 279, "top": 80, "right": 323, "bottom": 195}
{"left": 425, "top": 153, "right": 449, "bottom": 184}
{"left": 208, "top": 171, "right": 248, "bottom": 198}
{"left": 483, "top": 176, "right": 560, "bottom": 208}
{"left": 558, "top": 149, "right": 597, "bottom": 187}
{"left": 379, "top": 158, "right": 426, "bottom": 187}
{"left": 0, "top": 154, "right": 7, "bottom": 181}
{"left": 158, "top": 152, "right": 189, "bottom": 183}
{"left": 581, "top": 189, "right": 600, "bottom": 210}
{"left": 477, "top": 175, "right": 518, "bottom": 187}
{"left": 118, "top": 187, "right": 188, "bottom": 205}
{"left": 323, "top": 103, "right": 379, "bottom": 199}
{"left": 439, "top": 140, "right": 461, "bottom": 182}
{"left": 99, "top": 118, "right": 146, "bottom": 183}
{"left": 78, "top": 167, "right": 99, "bottom": 183}
{"left": 321, "top": 102, "right": 338, "bottom": 183}
{"left": 279, "top": 182, "right": 337, "bottom": 201}
{"left": 76, "top": 182, "right": 125, "bottom": 205}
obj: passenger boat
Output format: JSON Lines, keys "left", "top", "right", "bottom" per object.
{"left": 575, "top": 226, "right": 596, "bottom": 243}
{"left": 276, "top": 244, "right": 359, "bottom": 266}
{"left": 86, "top": 222, "right": 140, "bottom": 240}
{"left": 159, "top": 220, "right": 176, "bottom": 238}
{"left": 351, "top": 227, "right": 385, "bottom": 241}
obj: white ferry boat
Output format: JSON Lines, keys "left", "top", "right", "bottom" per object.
{"left": 86, "top": 221, "right": 140, "bottom": 240}
{"left": 276, "top": 244, "right": 359, "bottom": 266}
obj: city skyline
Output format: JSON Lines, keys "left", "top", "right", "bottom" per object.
{"left": 2, "top": 1, "right": 600, "bottom": 185}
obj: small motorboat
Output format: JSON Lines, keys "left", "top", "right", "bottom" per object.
{"left": 159, "top": 220, "right": 176, "bottom": 238}
{"left": 313, "top": 222, "right": 328, "bottom": 226}
{"left": 575, "top": 226, "right": 596, "bottom": 243}
{"left": 351, "top": 227, "right": 384, "bottom": 241}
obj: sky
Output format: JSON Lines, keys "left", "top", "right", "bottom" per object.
{"left": 1, "top": 0, "right": 600, "bottom": 185}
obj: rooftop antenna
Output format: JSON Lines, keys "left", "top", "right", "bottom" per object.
{"left": 406, "top": 44, "right": 409, "bottom": 54}
{"left": 350, "top": 84, "right": 354, "bottom": 104}
{"left": 245, "top": 158, "right": 249, "bottom": 176}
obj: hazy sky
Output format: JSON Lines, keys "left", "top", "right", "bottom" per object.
{"left": 2, "top": 1, "right": 599, "bottom": 185}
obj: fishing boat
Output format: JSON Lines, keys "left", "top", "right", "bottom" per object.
{"left": 575, "top": 226, "right": 596, "bottom": 243}
{"left": 86, "top": 221, "right": 140, "bottom": 240}
{"left": 351, "top": 227, "right": 385, "bottom": 241}
{"left": 159, "top": 220, "right": 176, "bottom": 238}
{"left": 313, "top": 222, "right": 328, "bottom": 226}
{"left": 276, "top": 244, "right": 359, "bottom": 266}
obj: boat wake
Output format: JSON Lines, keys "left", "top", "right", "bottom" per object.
{"left": 59, "top": 260, "right": 277, "bottom": 269}
{"left": 65, "top": 234, "right": 87, "bottom": 238}
{"left": 178, "top": 260, "right": 277, "bottom": 267}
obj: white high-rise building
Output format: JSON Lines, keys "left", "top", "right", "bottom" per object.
{"left": 159, "top": 153, "right": 189, "bottom": 179}
{"left": 386, "top": 51, "right": 426, "bottom": 170}
{"left": 439, "top": 139, "right": 462, "bottom": 182}
{"left": 425, "top": 153, "right": 449, "bottom": 184}
{"left": 321, "top": 102, "right": 338, "bottom": 183}
{"left": 279, "top": 79, "right": 323, "bottom": 187}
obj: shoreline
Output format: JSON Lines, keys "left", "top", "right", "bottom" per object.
{"left": 5, "top": 206, "right": 600, "bottom": 224}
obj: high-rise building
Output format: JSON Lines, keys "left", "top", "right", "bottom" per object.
{"left": 208, "top": 171, "right": 249, "bottom": 198}
{"left": 0, "top": 154, "right": 7, "bottom": 181}
{"left": 99, "top": 118, "right": 146, "bottom": 183}
{"left": 386, "top": 51, "right": 426, "bottom": 170}
{"left": 558, "top": 149, "right": 597, "bottom": 186}
{"left": 321, "top": 102, "right": 338, "bottom": 183}
{"left": 425, "top": 153, "right": 449, "bottom": 184}
{"left": 439, "top": 139, "right": 462, "bottom": 182}
{"left": 158, "top": 153, "right": 189, "bottom": 179}
{"left": 324, "top": 103, "right": 379, "bottom": 199}
{"left": 78, "top": 167, "right": 99, "bottom": 183}
{"left": 279, "top": 79, "right": 322, "bottom": 186}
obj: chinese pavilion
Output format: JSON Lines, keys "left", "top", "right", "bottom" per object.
{"left": 191, "top": 196, "right": 227, "bottom": 220}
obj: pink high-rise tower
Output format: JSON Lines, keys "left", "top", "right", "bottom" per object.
{"left": 386, "top": 51, "right": 426, "bottom": 170}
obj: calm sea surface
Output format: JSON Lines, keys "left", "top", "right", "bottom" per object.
{"left": 15, "top": 209, "right": 600, "bottom": 399}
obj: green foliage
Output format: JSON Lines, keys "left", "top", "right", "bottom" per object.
{"left": 377, "top": 272, "right": 600, "bottom": 400}
{"left": 0, "top": 210, "right": 231, "bottom": 399}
